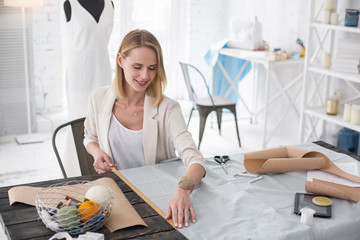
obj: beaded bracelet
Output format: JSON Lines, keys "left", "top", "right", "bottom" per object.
{"left": 178, "top": 175, "right": 195, "bottom": 191}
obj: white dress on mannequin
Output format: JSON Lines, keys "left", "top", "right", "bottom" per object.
{"left": 65, "top": 0, "right": 114, "bottom": 119}
{"left": 63, "top": 0, "right": 114, "bottom": 177}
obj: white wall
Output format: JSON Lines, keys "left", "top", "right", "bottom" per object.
{"left": 225, "top": 0, "right": 308, "bottom": 53}
{"left": 32, "top": 0, "right": 63, "bottom": 114}
{"left": 185, "top": 0, "right": 227, "bottom": 82}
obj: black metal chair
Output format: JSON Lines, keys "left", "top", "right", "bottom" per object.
{"left": 179, "top": 62, "right": 241, "bottom": 149}
{"left": 52, "top": 117, "right": 96, "bottom": 178}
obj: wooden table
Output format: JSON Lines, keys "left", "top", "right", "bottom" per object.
{"left": 0, "top": 172, "right": 186, "bottom": 239}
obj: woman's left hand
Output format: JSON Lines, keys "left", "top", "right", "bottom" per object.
{"left": 165, "top": 186, "right": 195, "bottom": 228}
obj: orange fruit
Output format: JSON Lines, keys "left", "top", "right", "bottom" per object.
{"left": 78, "top": 200, "right": 99, "bottom": 222}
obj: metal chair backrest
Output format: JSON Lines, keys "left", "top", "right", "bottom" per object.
{"left": 52, "top": 117, "right": 96, "bottom": 178}
{"left": 179, "top": 62, "right": 215, "bottom": 106}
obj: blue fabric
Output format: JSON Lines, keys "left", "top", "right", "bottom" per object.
{"left": 204, "top": 40, "right": 252, "bottom": 103}
{"left": 204, "top": 39, "right": 229, "bottom": 67}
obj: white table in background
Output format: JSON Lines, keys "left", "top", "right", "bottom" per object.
{"left": 217, "top": 48, "right": 304, "bottom": 149}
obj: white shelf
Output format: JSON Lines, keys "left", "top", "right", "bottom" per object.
{"left": 299, "top": 0, "right": 360, "bottom": 142}
{"left": 308, "top": 65, "right": 360, "bottom": 83}
{"left": 311, "top": 22, "right": 360, "bottom": 34}
{"left": 304, "top": 106, "right": 360, "bottom": 132}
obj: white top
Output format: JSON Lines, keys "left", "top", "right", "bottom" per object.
{"left": 84, "top": 86, "right": 206, "bottom": 169}
{"left": 108, "top": 114, "right": 146, "bottom": 169}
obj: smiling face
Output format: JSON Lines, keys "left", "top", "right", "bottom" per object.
{"left": 112, "top": 29, "right": 166, "bottom": 107}
{"left": 118, "top": 46, "right": 157, "bottom": 95}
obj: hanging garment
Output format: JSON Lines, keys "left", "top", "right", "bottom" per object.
{"left": 65, "top": 0, "right": 114, "bottom": 119}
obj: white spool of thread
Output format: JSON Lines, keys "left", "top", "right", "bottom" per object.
{"left": 321, "top": 52, "right": 331, "bottom": 68}
{"left": 343, "top": 104, "right": 352, "bottom": 122}
{"left": 330, "top": 12, "right": 338, "bottom": 24}
{"left": 322, "top": 10, "right": 330, "bottom": 24}
{"left": 324, "top": 0, "right": 335, "bottom": 10}
{"left": 350, "top": 105, "right": 360, "bottom": 125}
{"left": 300, "top": 207, "right": 316, "bottom": 226}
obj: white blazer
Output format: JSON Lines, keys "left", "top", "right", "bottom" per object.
{"left": 84, "top": 86, "right": 205, "bottom": 169}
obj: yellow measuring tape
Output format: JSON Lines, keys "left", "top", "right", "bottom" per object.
{"left": 111, "top": 167, "right": 176, "bottom": 228}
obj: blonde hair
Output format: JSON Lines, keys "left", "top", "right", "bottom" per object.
{"left": 112, "top": 29, "right": 167, "bottom": 107}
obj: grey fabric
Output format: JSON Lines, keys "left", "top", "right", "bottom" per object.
{"left": 120, "top": 143, "right": 360, "bottom": 240}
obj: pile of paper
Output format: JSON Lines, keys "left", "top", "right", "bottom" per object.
{"left": 332, "top": 38, "right": 360, "bottom": 74}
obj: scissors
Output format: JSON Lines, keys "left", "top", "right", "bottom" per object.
{"left": 214, "top": 155, "right": 230, "bottom": 174}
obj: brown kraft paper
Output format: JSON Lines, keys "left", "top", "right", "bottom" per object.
{"left": 244, "top": 146, "right": 360, "bottom": 183}
{"left": 305, "top": 178, "right": 360, "bottom": 202}
{"left": 8, "top": 177, "right": 147, "bottom": 232}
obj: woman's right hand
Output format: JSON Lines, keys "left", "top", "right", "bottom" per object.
{"left": 92, "top": 148, "right": 115, "bottom": 173}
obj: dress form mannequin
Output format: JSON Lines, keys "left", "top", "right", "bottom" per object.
{"left": 62, "top": 0, "right": 114, "bottom": 177}
{"left": 64, "top": 0, "right": 114, "bottom": 23}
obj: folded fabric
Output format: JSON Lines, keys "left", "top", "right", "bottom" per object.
{"left": 306, "top": 178, "right": 360, "bottom": 202}
{"left": 8, "top": 177, "right": 147, "bottom": 232}
{"left": 244, "top": 146, "right": 360, "bottom": 183}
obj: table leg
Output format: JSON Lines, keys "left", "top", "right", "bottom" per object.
{"left": 263, "top": 63, "right": 270, "bottom": 149}
{"left": 252, "top": 62, "right": 258, "bottom": 124}
{"left": 216, "top": 59, "right": 252, "bottom": 116}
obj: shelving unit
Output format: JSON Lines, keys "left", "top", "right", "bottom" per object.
{"left": 299, "top": 0, "right": 360, "bottom": 143}
{"left": 304, "top": 106, "right": 360, "bottom": 132}
{"left": 311, "top": 22, "right": 360, "bottom": 34}
{"left": 308, "top": 65, "right": 359, "bottom": 82}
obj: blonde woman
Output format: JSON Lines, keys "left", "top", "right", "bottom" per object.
{"left": 84, "top": 29, "right": 206, "bottom": 228}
